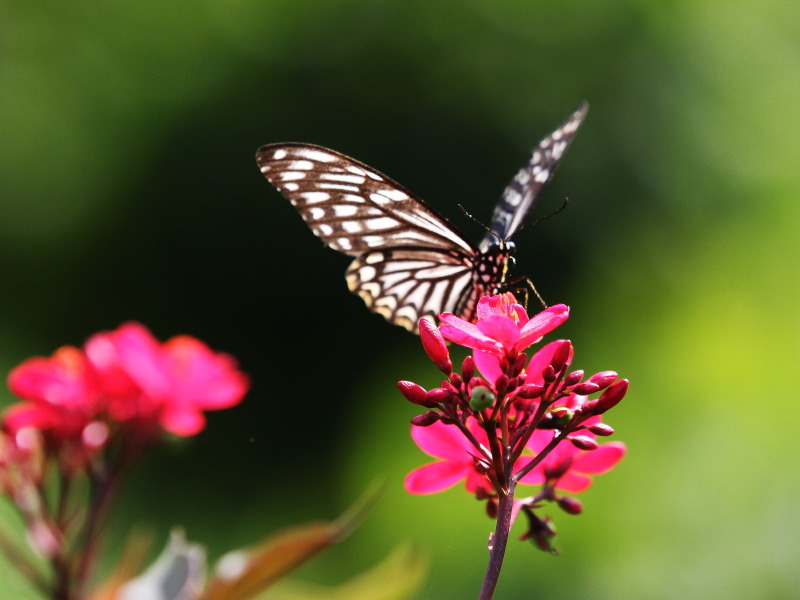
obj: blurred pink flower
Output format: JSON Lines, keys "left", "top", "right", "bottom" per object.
{"left": 5, "top": 322, "right": 249, "bottom": 439}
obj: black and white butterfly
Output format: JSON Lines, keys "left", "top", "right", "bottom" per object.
{"left": 256, "top": 103, "right": 587, "bottom": 333}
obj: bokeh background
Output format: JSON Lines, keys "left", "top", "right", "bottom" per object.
{"left": 2, "top": 0, "right": 799, "bottom": 598}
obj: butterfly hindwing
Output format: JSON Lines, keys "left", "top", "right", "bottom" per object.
{"left": 346, "top": 247, "right": 482, "bottom": 331}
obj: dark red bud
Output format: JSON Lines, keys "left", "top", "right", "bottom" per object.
{"left": 544, "top": 456, "right": 573, "bottom": 480}
{"left": 542, "top": 365, "right": 557, "bottom": 383}
{"left": 514, "top": 353, "right": 527, "bottom": 372}
{"left": 568, "top": 435, "right": 599, "bottom": 451}
{"left": 517, "top": 383, "right": 544, "bottom": 399}
{"left": 494, "top": 374, "right": 509, "bottom": 394}
{"left": 425, "top": 387, "right": 452, "bottom": 405}
{"left": 397, "top": 381, "right": 429, "bottom": 406}
{"left": 419, "top": 317, "right": 452, "bottom": 374}
{"left": 550, "top": 340, "right": 572, "bottom": 371}
{"left": 549, "top": 406, "right": 571, "bottom": 419}
{"left": 593, "top": 379, "right": 629, "bottom": 414}
{"left": 411, "top": 411, "right": 440, "bottom": 427}
{"left": 485, "top": 498, "right": 498, "bottom": 519}
{"left": 588, "top": 423, "right": 615, "bottom": 436}
{"left": 571, "top": 382, "right": 600, "bottom": 396}
{"left": 588, "top": 371, "right": 618, "bottom": 390}
{"left": 564, "top": 370, "right": 584, "bottom": 386}
{"left": 461, "top": 356, "right": 475, "bottom": 383}
{"left": 557, "top": 496, "right": 583, "bottom": 515}
{"left": 449, "top": 373, "right": 463, "bottom": 388}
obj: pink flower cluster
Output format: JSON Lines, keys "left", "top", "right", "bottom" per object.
{"left": 4, "top": 322, "right": 249, "bottom": 447}
{"left": 399, "top": 294, "right": 627, "bottom": 531}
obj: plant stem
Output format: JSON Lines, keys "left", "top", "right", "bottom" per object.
{"left": 478, "top": 479, "right": 517, "bottom": 600}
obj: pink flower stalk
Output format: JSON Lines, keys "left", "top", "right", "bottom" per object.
{"left": 399, "top": 293, "right": 629, "bottom": 595}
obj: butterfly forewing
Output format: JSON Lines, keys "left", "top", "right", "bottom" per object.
{"left": 483, "top": 103, "right": 588, "bottom": 245}
{"left": 256, "top": 144, "right": 475, "bottom": 257}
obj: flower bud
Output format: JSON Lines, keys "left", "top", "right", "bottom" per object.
{"left": 544, "top": 456, "right": 573, "bottom": 480}
{"left": 517, "top": 383, "right": 544, "bottom": 399}
{"left": 397, "top": 381, "right": 431, "bottom": 406}
{"left": 542, "top": 365, "right": 557, "bottom": 383}
{"left": 564, "top": 370, "right": 584, "bottom": 386}
{"left": 513, "top": 353, "right": 527, "bottom": 372}
{"left": 418, "top": 317, "right": 452, "bottom": 374}
{"left": 461, "top": 355, "right": 475, "bottom": 383}
{"left": 411, "top": 411, "right": 440, "bottom": 427}
{"left": 557, "top": 496, "right": 583, "bottom": 515}
{"left": 449, "top": 372, "right": 463, "bottom": 388}
{"left": 593, "top": 379, "right": 629, "bottom": 415}
{"left": 570, "top": 382, "right": 600, "bottom": 396}
{"left": 550, "top": 340, "right": 572, "bottom": 371}
{"left": 425, "top": 387, "right": 452, "bottom": 406}
{"left": 588, "top": 370, "right": 618, "bottom": 390}
{"left": 494, "top": 374, "right": 509, "bottom": 395}
{"left": 588, "top": 422, "right": 615, "bottom": 436}
{"left": 568, "top": 435, "right": 598, "bottom": 451}
{"left": 469, "top": 386, "right": 495, "bottom": 411}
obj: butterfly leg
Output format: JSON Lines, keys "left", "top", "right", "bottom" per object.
{"left": 506, "top": 277, "right": 548, "bottom": 311}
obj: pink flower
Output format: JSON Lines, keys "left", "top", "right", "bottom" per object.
{"left": 519, "top": 418, "right": 626, "bottom": 493}
{"left": 5, "top": 322, "right": 249, "bottom": 440}
{"left": 84, "top": 323, "right": 249, "bottom": 436}
{"left": 405, "top": 420, "right": 494, "bottom": 495}
{"left": 438, "top": 294, "right": 569, "bottom": 383}
{"left": 6, "top": 346, "right": 102, "bottom": 440}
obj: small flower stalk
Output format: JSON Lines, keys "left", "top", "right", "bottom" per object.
{"left": 0, "top": 322, "right": 249, "bottom": 600}
{"left": 400, "top": 295, "right": 628, "bottom": 599}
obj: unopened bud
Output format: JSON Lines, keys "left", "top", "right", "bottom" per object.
{"left": 425, "top": 387, "right": 453, "bottom": 405}
{"left": 571, "top": 382, "right": 600, "bottom": 396}
{"left": 568, "top": 435, "right": 599, "bottom": 451}
{"left": 557, "top": 496, "right": 583, "bottom": 515}
{"left": 461, "top": 356, "right": 475, "bottom": 383}
{"left": 469, "top": 386, "right": 495, "bottom": 411}
{"left": 411, "top": 411, "right": 440, "bottom": 427}
{"left": 517, "top": 383, "right": 544, "bottom": 399}
{"left": 550, "top": 340, "right": 572, "bottom": 371}
{"left": 494, "top": 374, "right": 509, "bottom": 395}
{"left": 593, "top": 379, "right": 629, "bottom": 415}
{"left": 542, "top": 365, "right": 557, "bottom": 383}
{"left": 513, "top": 353, "right": 527, "bottom": 372}
{"left": 588, "top": 371, "right": 618, "bottom": 390}
{"left": 588, "top": 423, "right": 615, "bottom": 436}
{"left": 564, "top": 370, "right": 584, "bottom": 386}
{"left": 397, "top": 381, "right": 431, "bottom": 407}
{"left": 544, "top": 456, "right": 573, "bottom": 480}
{"left": 419, "top": 317, "right": 452, "bottom": 374}
{"left": 449, "top": 372, "right": 463, "bottom": 388}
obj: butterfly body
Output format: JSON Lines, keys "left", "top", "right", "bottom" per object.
{"left": 256, "top": 103, "right": 587, "bottom": 332}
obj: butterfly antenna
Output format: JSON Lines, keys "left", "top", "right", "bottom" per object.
{"left": 517, "top": 197, "right": 570, "bottom": 234}
{"left": 458, "top": 204, "right": 500, "bottom": 243}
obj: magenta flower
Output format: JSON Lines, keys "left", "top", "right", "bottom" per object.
{"left": 520, "top": 421, "right": 626, "bottom": 493}
{"left": 405, "top": 419, "right": 492, "bottom": 495}
{"left": 439, "top": 293, "right": 570, "bottom": 383}
{"left": 401, "top": 292, "right": 629, "bottom": 568}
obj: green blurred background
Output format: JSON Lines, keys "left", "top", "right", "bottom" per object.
{"left": 2, "top": 0, "right": 799, "bottom": 598}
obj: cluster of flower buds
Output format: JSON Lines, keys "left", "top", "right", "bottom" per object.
{"left": 399, "top": 294, "right": 627, "bottom": 548}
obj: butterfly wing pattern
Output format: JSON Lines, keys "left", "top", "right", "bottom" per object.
{"left": 256, "top": 103, "right": 587, "bottom": 333}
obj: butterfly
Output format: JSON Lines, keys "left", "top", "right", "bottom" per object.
{"left": 256, "top": 103, "right": 587, "bottom": 333}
